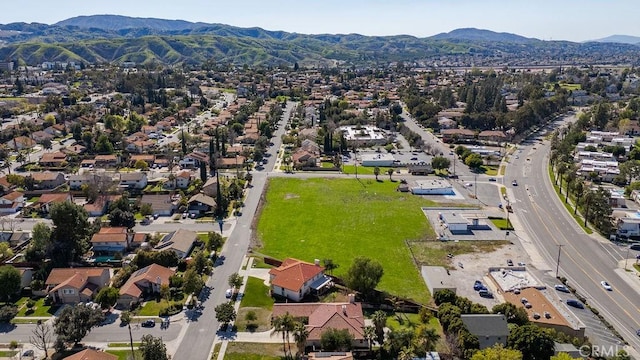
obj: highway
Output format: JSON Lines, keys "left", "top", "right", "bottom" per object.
{"left": 171, "top": 101, "right": 296, "bottom": 360}
{"left": 506, "top": 115, "right": 640, "bottom": 353}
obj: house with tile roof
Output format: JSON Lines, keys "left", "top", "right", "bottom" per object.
{"left": 269, "top": 258, "right": 330, "bottom": 302}
{"left": 63, "top": 348, "right": 118, "bottom": 360}
{"left": 0, "top": 191, "right": 24, "bottom": 214}
{"left": 272, "top": 301, "right": 366, "bottom": 349}
{"left": 36, "top": 193, "right": 72, "bottom": 213}
{"left": 154, "top": 228, "right": 198, "bottom": 259}
{"left": 30, "top": 171, "right": 66, "bottom": 189}
{"left": 118, "top": 263, "right": 175, "bottom": 308}
{"left": 45, "top": 268, "right": 110, "bottom": 304}
{"left": 90, "top": 227, "right": 132, "bottom": 254}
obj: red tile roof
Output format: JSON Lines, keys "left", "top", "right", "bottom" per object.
{"left": 269, "top": 258, "right": 324, "bottom": 292}
{"left": 63, "top": 349, "right": 118, "bottom": 360}
{"left": 273, "top": 302, "right": 364, "bottom": 341}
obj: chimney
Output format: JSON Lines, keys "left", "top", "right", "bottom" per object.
{"left": 342, "top": 304, "right": 347, "bottom": 315}
{"left": 314, "top": 259, "right": 320, "bottom": 266}
{"left": 348, "top": 293, "right": 355, "bottom": 304}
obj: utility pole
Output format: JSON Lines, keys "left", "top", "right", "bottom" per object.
{"left": 555, "top": 244, "right": 564, "bottom": 278}
{"left": 128, "top": 323, "right": 135, "bottom": 360}
{"left": 474, "top": 174, "right": 477, "bottom": 199}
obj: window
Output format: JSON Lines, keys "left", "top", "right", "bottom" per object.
{"left": 62, "top": 289, "right": 75, "bottom": 295}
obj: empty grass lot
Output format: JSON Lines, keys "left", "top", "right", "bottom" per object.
{"left": 223, "top": 343, "right": 284, "bottom": 360}
{"left": 256, "top": 178, "right": 435, "bottom": 303}
{"left": 236, "top": 276, "right": 274, "bottom": 332}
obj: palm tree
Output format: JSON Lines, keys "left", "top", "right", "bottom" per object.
{"left": 556, "top": 162, "right": 568, "bottom": 189}
{"left": 292, "top": 321, "right": 309, "bottom": 359}
{"left": 398, "top": 346, "right": 415, "bottom": 360}
{"left": 413, "top": 325, "right": 440, "bottom": 356}
{"left": 271, "top": 314, "right": 288, "bottom": 357}
{"left": 374, "top": 167, "right": 380, "bottom": 181}
{"left": 387, "top": 168, "right": 394, "bottom": 182}
{"left": 573, "top": 181, "right": 584, "bottom": 214}
{"left": 271, "top": 312, "right": 296, "bottom": 358}
{"left": 363, "top": 325, "right": 376, "bottom": 351}
{"left": 372, "top": 310, "right": 387, "bottom": 346}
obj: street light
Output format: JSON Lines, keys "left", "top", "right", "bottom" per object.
{"left": 555, "top": 244, "right": 565, "bottom": 278}
{"left": 624, "top": 246, "right": 630, "bottom": 270}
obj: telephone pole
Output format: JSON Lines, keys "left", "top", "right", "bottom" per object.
{"left": 555, "top": 244, "right": 565, "bottom": 278}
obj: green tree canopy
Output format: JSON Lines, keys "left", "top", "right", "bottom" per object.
{"left": 471, "top": 344, "right": 523, "bottom": 360}
{"left": 95, "top": 287, "right": 119, "bottom": 309}
{"left": 507, "top": 324, "right": 555, "bottom": 360}
{"left": 182, "top": 268, "right": 204, "bottom": 295}
{"left": 0, "top": 266, "right": 21, "bottom": 303}
{"left": 320, "top": 328, "right": 354, "bottom": 352}
{"left": 344, "top": 256, "right": 384, "bottom": 300}
{"left": 431, "top": 156, "right": 451, "bottom": 171}
{"left": 49, "top": 202, "right": 92, "bottom": 266}
{"left": 53, "top": 305, "right": 104, "bottom": 345}
{"left": 214, "top": 301, "right": 236, "bottom": 325}
{"left": 140, "top": 334, "right": 168, "bottom": 360}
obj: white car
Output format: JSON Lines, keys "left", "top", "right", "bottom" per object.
{"left": 225, "top": 288, "right": 233, "bottom": 298}
{"left": 601, "top": 281, "right": 612, "bottom": 291}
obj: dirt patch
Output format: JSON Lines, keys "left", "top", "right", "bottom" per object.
{"left": 235, "top": 307, "right": 272, "bottom": 332}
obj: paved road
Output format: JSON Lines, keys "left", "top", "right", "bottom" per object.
{"left": 171, "top": 101, "right": 297, "bottom": 360}
{"left": 507, "top": 114, "right": 640, "bottom": 353}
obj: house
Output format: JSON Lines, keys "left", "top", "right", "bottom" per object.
{"left": 292, "top": 150, "right": 317, "bottom": 167}
{"left": 31, "top": 130, "right": 54, "bottom": 144}
{"left": 30, "top": 171, "right": 66, "bottom": 189}
{"left": 440, "top": 128, "right": 475, "bottom": 143}
{"left": 63, "top": 348, "right": 118, "bottom": 360}
{"left": 45, "top": 268, "right": 110, "bottom": 304}
{"left": 217, "top": 156, "right": 246, "bottom": 169}
{"left": 126, "top": 139, "right": 155, "bottom": 153}
{"left": 179, "top": 151, "right": 209, "bottom": 168}
{"left": 131, "top": 233, "right": 148, "bottom": 248}
{"left": 16, "top": 267, "right": 33, "bottom": 289}
{"left": 269, "top": 258, "right": 330, "bottom": 302}
{"left": 0, "top": 191, "right": 24, "bottom": 214}
{"left": 129, "top": 154, "right": 155, "bottom": 167}
{"left": 616, "top": 217, "right": 640, "bottom": 238}
{"left": 68, "top": 173, "right": 114, "bottom": 191}
{"left": 478, "top": 130, "right": 507, "bottom": 143}
{"left": 139, "top": 194, "right": 177, "bottom": 216}
{"left": 90, "top": 227, "right": 132, "bottom": 255}
{"left": 118, "top": 264, "right": 175, "bottom": 308}
{"left": 461, "top": 314, "right": 509, "bottom": 349}
{"left": 39, "top": 151, "right": 67, "bottom": 167}
{"left": 175, "top": 170, "right": 192, "bottom": 189}
{"left": 83, "top": 197, "right": 111, "bottom": 217}
{"left": 11, "top": 136, "right": 36, "bottom": 150}
{"left": 94, "top": 155, "right": 120, "bottom": 168}
{"left": 36, "top": 193, "right": 72, "bottom": 213}
{"left": 188, "top": 193, "right": 216, "bottom": 215}
{"left": 272, "top": 301, "right": 366, "bottom": 349}
{"left": 154, "top": 228, "right": 198, "bottom": 259}
{"left": 118, "top": 172, "right": 147, "bottom": 190}
{"left": 202, "top": 177, "right": 219, "bottom": 197}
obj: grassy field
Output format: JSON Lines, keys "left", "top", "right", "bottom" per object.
{"left": 481, "top": 165, "right": 499, "bottom": 176}
{"left": 223, "top": 343, "right": 285, "bottom": 360}
{"left": 137, "top": 300, "right": 166, "bottom": 316}
{"left": 408, "top": 240, "right": 508, "bottom": 269}
{"left": 490, "top": 218, "right": 514, "bottom": 230}
{"left": 240, "top": 276, "right": 274, "bottom": 310}
{"left": 256, "top": 178, "right": 435, "bottom": 302}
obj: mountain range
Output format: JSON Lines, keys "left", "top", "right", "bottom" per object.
{"left": 0, "top": 15, "right": 638, "bottom": 67}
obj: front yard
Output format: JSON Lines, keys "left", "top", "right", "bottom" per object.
{"left": 15, "top": 297, "right": 59, "bottom": 317}
{"left": 236, "top": 276, "right": 274, "bottom": 332}
{"left": 256, "top": 178, "right": 435, "bottom": 303}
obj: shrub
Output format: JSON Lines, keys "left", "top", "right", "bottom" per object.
{"left": 0, "top": 305, "right": 18, "bottom": 322}
{"left": 26, "top": 299, "right": 36, "bottom": 309}
{"left": 159, "top": 303, "right": 182, "bottom": 317}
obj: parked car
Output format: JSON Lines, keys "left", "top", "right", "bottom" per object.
{"left": 532, "top": 313, "right": 541, "bottom": 320}
{"left": 225, "top": 288, "right": 233, "bottom": 298}
{"left": 524, "top": 302, "right": 532, "bottom": 309}
{"left": 512, "top": 180, "right": 518, "bottom": 186}
{"left": 629, "top": 244, "right": 640, "bottom": 251}
{"left": 153, "top": 213, "right": 160, "bottom": 220}
{"left": 141, "top": 320, "right": 156, "bottom": 327}
{"left": 566, "top": 299, "right": 584, "bottom": 309}
{"left": 478, "top": 289, "right": 493, "bottom": 298}
{"left": 182, "top": 212, "right": 188, "bottom": 219}
{"left": 544, "top": 312, "right": 551, "bottom": 319}
{"left": 473, "top": 280, "right": 486, "bottom": 291}
{"left": 555, "top": 284, "right": 570, "bottom": 293}
{"left": 507, "top": 259, "right": 514, "bottom": 266}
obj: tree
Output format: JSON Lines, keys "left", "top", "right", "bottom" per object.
{"left": 0, "top": 265, "right": 21, "bottom": 303}
{"left": 387, "top": 168, "right": 394, "bottom": 181}
{"left": 0, "top": 242, "right": 13, "bottom": 261}
{"left": 465, "top": 153, "right": 484, "bottom": 170}
{"left": 191, "top": 251, "right": 209, "bottom": 274}
{"left": 228, "top": 272, "right": 243, "bottom": 290}
{"left": 431, "top": 156, "right": 451, "bottom": 172}
{"left": 215, "top": 301, "right": 236, "bottom": 325}
{"left": 94, "top": 134, "right": 114, "bottom": 154}
{"left": 364, "top": 325, "right": 376, "bottom": 351}
{"left": 322, "top": 259, "right": 339, "bottom": 276}
{"left": 108, "top": 208, "right": 136, "bottom": 229}
{"left": 320, "top": 328, "right": 354, "bottom": 351}
{"left": 49, "top": 201, "right": 92, "bottom": 266}
{"left": 374, "top": 167, "right": 380, "bottom": 181}
{"left": 550, "top": 353, "right": 574, "bottom": 360}
{"left": 182, "top": 268, "right": 204, "bottom": 295}
{"left": 95, "top": 287, "right": 119, "bottom": 309}
{"left": 139, "top": 334, "right": 168, "bottom": 360}
{"left": 140, "top": 203, "right": 153, "bottom": 216}
{"left": 206, "top": 231, "right": 223, "bottom": 251}
{"left": 413, "top": 324, "right": 440, "bottom": 356}
{"left": 492, "top": 303, "right": 529, "bottom": 326}
{"left": 29, "top": 222, "right": 51, "bottom": 261}
{"left": 54, "top": 305, "right": 104, "bottom": 345}
{"left": 433, "top": 289, "right": 457, "bottom": 306}
{"left": 372, "top": 310, "right": 387, "bottom": 346}
{"left": 385, "top": 328, "right": 414, "bottom": 358}
{"left": 344, "top": 256, "right": 384, "bottom": 299}
{"left": 293, "top": 321, "right": 310, "bottom": 358}
{"left": 507, "top": 324, "right": 555, "bottom": 360}
{"left": 272, "top": 312, "right": 296, "bottom": 357}
{"left": 30, "top": 320, "right": 53, "bottom": 359}
{"left": 472, "top": 344, "right": 523, "bottom": 360}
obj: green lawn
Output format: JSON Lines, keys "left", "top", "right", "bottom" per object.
{"left": 481, "top": 165, "right": 499, "bottom": 176}
{"left": 0, "top": 351, "right": 18, "bottom": 357}
{"left": 256, "top": 178, "right": 435, "bottom": 302}
{"left": 223, "top": 343, "right": 284, "bottom": 360}
{"left": 240, "top": 276, "right": 274, "bottom": 310}
{"left": 15, "top": 297, "right": 59, "bottom": 317}
{"left": 108, "top": 342, "right": 141, "bottom": 348}
{"left": 137, "top": 300, "right": 165, "bottom": 316}
{"left": 634, "top": 264, "right": 640, "bottom": 272}
{"left": 489, "top": 217, "right": 514, "bottom": 230}
{"left": 106, "top": 350, "right": 141, "bottom": 360}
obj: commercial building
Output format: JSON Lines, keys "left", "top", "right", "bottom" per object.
{"left": 360, "top": 153, "right": 395, "bottom": 167}
{"left": 411, "top": 179, "right": 454, "bottom": 195}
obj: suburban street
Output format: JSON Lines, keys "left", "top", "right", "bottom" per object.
{"left": 506, "top": 115, "right": 640, "bottom": 354}
{"left": 171, "top": 101, "right": 296, "bottom": 360}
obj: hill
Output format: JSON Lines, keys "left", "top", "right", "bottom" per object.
{"left": 0, "top": 15, "right": 639, "bottom": 67}
{"left": 591, "top": 34, "right": 640, "bottom": 45}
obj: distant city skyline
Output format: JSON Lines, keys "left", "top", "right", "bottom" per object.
{"left": 2, "top": 0, "right": 639, "bottom": 42}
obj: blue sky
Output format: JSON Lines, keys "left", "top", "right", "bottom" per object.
{"left": 1, "top": 0, "right": 638, "bottom": 42}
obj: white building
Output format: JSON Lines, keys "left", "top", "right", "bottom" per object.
{"left": 411, "top": 179, "right": 455, "bottom": 195}
{"left": 360, "top": 153, "right": 395, "bottom": 167}
{"left": 339, "top": 125, "right": 387, "bottom": 145}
